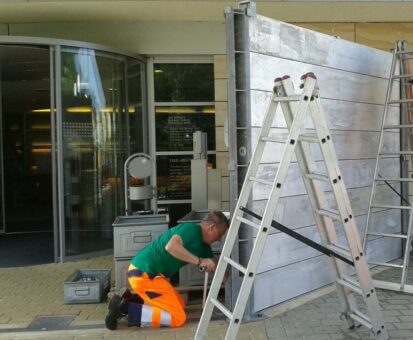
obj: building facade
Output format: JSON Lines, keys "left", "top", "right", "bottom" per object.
{"left": 0, "top": 0, "right": 412, "bottom": 312}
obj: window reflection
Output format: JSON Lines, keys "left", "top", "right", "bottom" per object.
{"left": 61, "top": 49, "right": 141, "bottom": 255}
{"left": 154, "top": 62, "right": 215, "bottom": 226}
{"left": 0, "top": 43, "right": 146, "bottom": 260}
{"left": 154, "top": 64, "right": 214, "bottom": 102}
{"left": 157, "top": 155, "right": 216, "bottom": 201}
{"left": 155, "top": 105, "right": 215, "bottom": 152}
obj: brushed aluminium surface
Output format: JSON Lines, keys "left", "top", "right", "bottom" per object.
{"left": 249, "top": 15, "right": 391, "bottom": 78}
{"left": 231, "top": 13, "right": 399, "bottom": 313}
{"left": 256, "top": 210, "right": 401, "bottom": 273}
{"left": 251, "top": 91, "right": 399, "bottom": 129}
{"left": 252, "top": 235, "right": 401, "bottom": 311}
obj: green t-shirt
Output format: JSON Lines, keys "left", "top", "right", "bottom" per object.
{"left": 131, "top": 222, "right": 213, "bottom": 278}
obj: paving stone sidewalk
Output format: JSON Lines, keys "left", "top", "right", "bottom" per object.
{"left": 1, "top": 255, "right": 413, "bottom": 339}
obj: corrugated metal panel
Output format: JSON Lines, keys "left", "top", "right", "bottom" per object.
{"left": 249, "top": 15, "right": 391, "bottom": 78}
{"left": 252, "top": 235, "right": 401, "bottom": 311}
{"left": 252, "top": 184, "right": 401, "bottom": 234}
{"left": 227, "top": 12, "right": 401, "bottom": 314}
{"left": 256, "top": 210, "right": 401, "bottom": 273}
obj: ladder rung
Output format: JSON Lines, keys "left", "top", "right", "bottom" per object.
{"left": 262, "top": 134, "right": 319, "bottom": 144}
{"left": 349, "top": 310, "right": 372, "bottom": 330}
{"left": 224, "top": 256, "right": 247, "bottom": 274}
{"left": 372, "top": 279, "right": 409, "bottom": 292}
{"left": 327, "top": 244, "right": 351, "bottom": 260}
{"left": 396, "top": 50, "right": 413, "bottom": 55}
{"left": 236, "top": 216, "right": 260, "bottom": 230}
{"left": 367, "top": 231, "right": 407, "bottom": 239}
{"left": 210, "top": 297, "right": 233, "bottom": 319}
{"left": 304, "top": 172, "right": 329, "bottom": 182}
{"left": 262, "top": 136, "right": 287, "bottom": 143}
{"left": 396, "top": 49, "right": 413, "bottom": 54}
{"left": 368, "top": 261, "right": 403, "bottom": 269}
{"left": 316, "top": 208, "right": 340, "bottom": 220}
{"left": 383, "top": 124, "right": 413, "bottom": 129}
{"left": 375, "top": 177, "right": 413, "bottom": 182}
{"left": 389, "top": 99, "right": 413, "bottom": 104}
{"left": 337, "top": 277, "right": 362, "bottom": 295}
{"left": 380, "top": 151, "right": 413, "bottom": 155}
{"left": 392, "top": 73, "right": 413, "bottom": 79}
{"left": 273, "top": 95, "right": 301, "bottom": 102}
{"left": 298, "top": 134, "right": 319, "bottom": 143}
{"left": 249, "top": 176, "right": 273, "bottom": 186}
{"left": 370, "top": 204, "right": 411, "bottom": 210}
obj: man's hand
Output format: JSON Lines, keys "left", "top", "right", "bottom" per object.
{"left": 165, "top": 235, "right": 217, "bottom": 271}
{"left": 199, "top": 258, "right": 216, "bottom": 272}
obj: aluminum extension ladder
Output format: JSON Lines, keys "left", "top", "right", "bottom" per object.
{"left": 195, "top": 73, "right": 388, "bottom": 340}
{"left": 363, "top": 41, "right": 413, "bottom": 293}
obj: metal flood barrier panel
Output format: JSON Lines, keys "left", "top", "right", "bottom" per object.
{"left": 225, "top": 5, "right": 401, "bottom": 316}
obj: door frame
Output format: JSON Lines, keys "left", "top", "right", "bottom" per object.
{"left": 0, "top": 69, "right": 4, "bottom": 234}
{"left": 51, "top": 45, "right": 64, "bottom": 263}
{"left": 0, "top": 36, "right": 146, "bottom": 263}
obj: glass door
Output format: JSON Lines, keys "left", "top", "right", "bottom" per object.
{"left": 59, "top": 48, "right": 143, "bottom": 256}
{"left": 0, "top": 40, "right": 147, "bottom": 264}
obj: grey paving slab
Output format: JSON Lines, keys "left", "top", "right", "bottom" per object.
{"left": 3, "top": 256, "right": 413, "bottom": 339}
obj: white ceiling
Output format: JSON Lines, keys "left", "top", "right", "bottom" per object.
{"left": 1, "top": 1, "right": 237, "bottom": 23}
{"left": 0, "top": 1, "right": 413, "bottom": 24}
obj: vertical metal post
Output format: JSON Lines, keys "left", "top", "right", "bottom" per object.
{"left": 146, "top": 58, "right": 157, "bottom": 212}
{"left": 55, "top": 45, "right": 66, "bottom": 263}
{"left": 225, "top": 1, "right": 259, "bottom": 321}
{"left": 124, "top": 58, "right": 130, "bottom": 157}
{"left": 0, "top": 62, "right": 5, "bottom": 233}
{"left": 50, "top": 46, "right": 59, "bottom": 262}
{"left": 141, "top": 62, "right": 149, "bottom": 154}
{"left": 225, "top": 6, "right": 241, "bottom": 314}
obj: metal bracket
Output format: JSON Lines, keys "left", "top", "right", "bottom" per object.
{"left": 239, "top": 0, "right": 256, "bottom": 17}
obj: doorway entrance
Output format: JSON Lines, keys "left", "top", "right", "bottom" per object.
{"left": 0, "top": 45, "right": 53, "bottom": 266}
{"left": 0, "top": 39, "right": 147, "bottom": 266}
{"left": 0, "top": 45, "right": 53, "bottom": 233}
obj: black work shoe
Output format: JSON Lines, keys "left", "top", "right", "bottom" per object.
{"left": 120, "top": 287, "right": 133, "bottom": 301}
{"left": 105, "top": 295, "right": 122, "bottom": 330}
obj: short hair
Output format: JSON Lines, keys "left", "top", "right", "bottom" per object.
{"left": 202, "top": 211, "right": 229, "bottom": 230}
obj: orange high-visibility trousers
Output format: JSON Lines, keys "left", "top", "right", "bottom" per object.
{"left": 127, "top": 264, "right": 186, "bottom": 328}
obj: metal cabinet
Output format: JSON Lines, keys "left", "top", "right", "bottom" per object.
{"left": 112, "top": 214, "right": 169, "bottom": 290}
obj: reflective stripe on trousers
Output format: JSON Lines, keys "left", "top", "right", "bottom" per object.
{"left": 127, "top": 264, "right": 186, "bottom": 328}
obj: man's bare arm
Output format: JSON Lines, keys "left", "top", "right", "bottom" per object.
{"left": 165, "top": 234, "right": 215, "bottom": 272}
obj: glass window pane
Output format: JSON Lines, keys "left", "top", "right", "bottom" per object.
{"left": 157, "top": 155, "right": 192, "bottom": 200}
{"left": 157, "top": 202, "right": 191, "bottom": 231}
{"left": 128, "top": 59, "right": 146, "bottom": 154}
{"left": 157, "top": 154, "right": 216, "bottom": 201}
{"left": 154, "top": 62, "right": 215, "bottom": 225}
{"left": 154, "top": 64, "right": 214, "bottom": 102}
{"left": 61, "top": 49, "right": 129, "bottom": 255}
{"left": 155, "top": 105, "right": 215, "bottom": 152}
